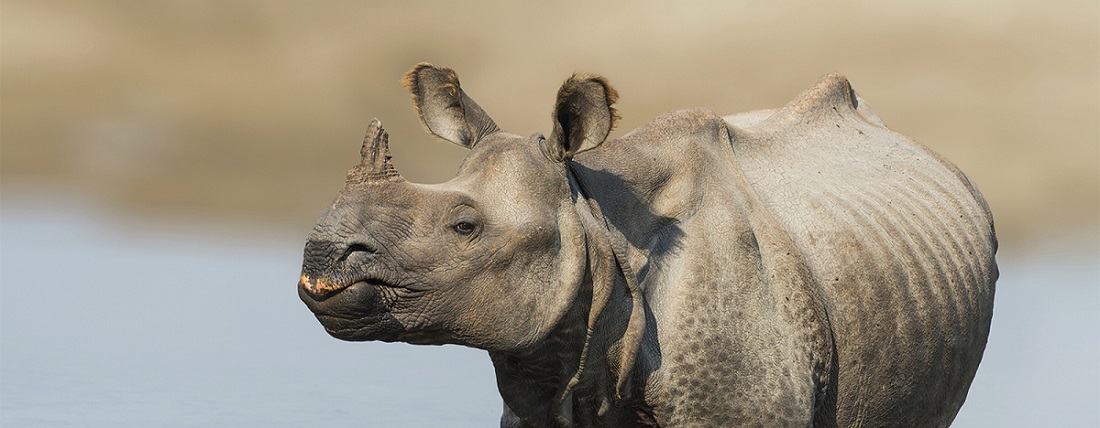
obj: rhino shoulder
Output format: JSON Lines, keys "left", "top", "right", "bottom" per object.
{"left": 616, "top": 107, "right": 731, "bottom": 145}
{"left": 584, "top": 106, "right": 736, "bottom": 190}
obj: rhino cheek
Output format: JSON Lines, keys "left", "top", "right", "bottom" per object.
{"left": 445, "top": 238, "right": 576, "bottom": 350}
{"left": 448, "top": 280, "right": 553, "bottom": 350}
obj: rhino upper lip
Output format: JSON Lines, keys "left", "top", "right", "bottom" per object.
{"left": 300, "top": 274, "right": 426, "bottom": 305}
{"left": 301, "top": 276, "right": 394, "bottom": 302}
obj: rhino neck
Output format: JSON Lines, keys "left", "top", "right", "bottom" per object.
{"left": 566, "top": 164, "right": 649, "bottom": 400}
{"left": 489, "top": 300, "right": 587, "bottom": 426}
{"left": 488, "top": 279, "right": 646, "bottom": 427}
{"left": 568, "top": 123, "right": 706, "bottom": 277}
{"left": 486, "top": 168, "right": 653, "bottom": 426}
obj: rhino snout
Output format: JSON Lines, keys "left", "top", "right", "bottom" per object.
{"left": 299, "top": 238, "right": 380, "bottom": 300}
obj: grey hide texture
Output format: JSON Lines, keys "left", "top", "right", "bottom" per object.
{"left": 298, "top": 64, "right": 997, "bottom": 428}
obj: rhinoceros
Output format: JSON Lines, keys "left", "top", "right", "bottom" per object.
{"left": 298, "top": 63, "right": 997, "bottom": 427}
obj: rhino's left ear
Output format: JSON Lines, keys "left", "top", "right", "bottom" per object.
{"left": 403, "top": 63, "right": 499, "bottom": 149}
{"left": 548, "top": 74, "right": 619, "bottom": 162}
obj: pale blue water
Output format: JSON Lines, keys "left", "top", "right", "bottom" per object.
{"left": 0, "top": 195, "right": 501, "bottom": 427}
{"left": 2, "top": 193, "right": 1097, "bottom": 426}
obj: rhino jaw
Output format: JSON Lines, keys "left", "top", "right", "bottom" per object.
{"left": 297, "top": 276, "right": 407, "bottom": 342}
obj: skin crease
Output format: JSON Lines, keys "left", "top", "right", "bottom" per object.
{"left": 298, "top": 64, "right": 997, "bottom": 427}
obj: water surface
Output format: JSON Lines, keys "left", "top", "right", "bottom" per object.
{"left": 1, "top": 196, "right": 501, "bottom": 427}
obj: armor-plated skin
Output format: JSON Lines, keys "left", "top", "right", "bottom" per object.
{"left": 298, "top": 64, "right": 997, "bottom": 427}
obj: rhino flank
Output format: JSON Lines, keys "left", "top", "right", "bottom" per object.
{"left": 298, "top": 63, "right": 997, "bottom": 427}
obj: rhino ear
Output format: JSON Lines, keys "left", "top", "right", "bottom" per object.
{"left": 403, "top": 63, "right": 499, "bottom": 149}
{"left": 549, "top": 74, "right": 619, "bottom": 161}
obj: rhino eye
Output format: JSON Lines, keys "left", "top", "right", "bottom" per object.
{"left": 452, "top": 221, "right": 477, "bottom": 235}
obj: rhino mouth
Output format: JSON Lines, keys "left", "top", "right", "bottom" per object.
{"left": 299, "top": 274, "right": 420, "bottom": 303}
{"left": 357, "top": 277, "right": 430, "bottom": 299}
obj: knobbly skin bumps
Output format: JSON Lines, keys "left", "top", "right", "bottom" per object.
{"left": 298, "top": 63, "right": 997, "bottom": 427}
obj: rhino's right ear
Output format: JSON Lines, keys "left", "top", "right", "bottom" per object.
{"left": 403, "top": 63, "right": 499, "bottom": 149}
{"left": 548, "top": 74, "right": 619, "bottom": 162}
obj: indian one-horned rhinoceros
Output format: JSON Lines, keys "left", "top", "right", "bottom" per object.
{"left": 298, "top": 63, "right": 997, "bottom": 427}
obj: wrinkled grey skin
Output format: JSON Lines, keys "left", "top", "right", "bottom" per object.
{"left": 298, "top": 63, "right": 997, "bottom": 427}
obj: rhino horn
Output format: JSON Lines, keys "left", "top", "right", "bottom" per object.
{"left": 349, "top": 118, "right": 402, "bottom": 183}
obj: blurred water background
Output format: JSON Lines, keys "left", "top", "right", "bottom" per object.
{"left": 2, "top": 1, "right": 1097, "bottom": 426}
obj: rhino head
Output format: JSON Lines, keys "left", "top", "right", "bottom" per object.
{"left": 298, "top": 64, "right": 629, "bottom": 356}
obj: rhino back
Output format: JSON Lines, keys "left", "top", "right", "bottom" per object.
{"left": 727, "top": 75, "right": 997, "bottom": 426}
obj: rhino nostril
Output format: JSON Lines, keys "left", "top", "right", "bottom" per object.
{"left": 338, "top": 243, "right": 376, "bottom": 262}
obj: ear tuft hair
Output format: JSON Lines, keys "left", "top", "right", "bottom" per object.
{"left": 402, "top": 63, "right": 498, "bottom": 149}
{"left": 549, "top": 73, "right": 620, "bottom": 161}
{"left": 560, "top": 73, "right": 620, "bottom": 131}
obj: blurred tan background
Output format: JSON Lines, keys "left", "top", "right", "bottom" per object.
{"left": 2, "top": 0, "right": 1097, "bottom": 259}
